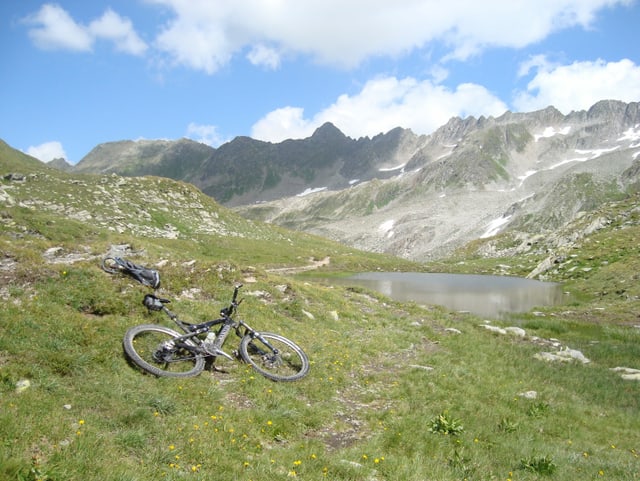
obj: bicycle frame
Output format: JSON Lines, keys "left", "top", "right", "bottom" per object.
{"left": 142, "top": 284, "right": 278, "bottom": 362}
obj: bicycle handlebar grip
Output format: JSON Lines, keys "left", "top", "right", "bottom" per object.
{"left": 232, "top": 284, "right": 243, "bottom": 302}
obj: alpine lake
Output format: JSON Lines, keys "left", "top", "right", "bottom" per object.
{"left": 316, "top": 272, "right": 566, "bottom": 319}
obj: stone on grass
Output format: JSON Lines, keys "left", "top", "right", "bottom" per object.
{"left": 534, "top": 347, "right": 590, "bottom": 364}
{"left": 15, "top": 379, "right": 31, "bottom": 393}
{"left": 518, "top": 391, "right": 538, "bottom": 399}
{"left": 444, "top": 327, "right": 462, "bottom": 334}
{"left": 481, "top": 324, "right": 506, "bottom": 335}
{"left": 610, "top": 367, "right": 640, "bottom": 381}
{"left": 504, "top": 327, "right": 526, "bottom": 337}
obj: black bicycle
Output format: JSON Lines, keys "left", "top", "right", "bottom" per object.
{"left": 123, "top": 284, "right": 309, "bottom": 381}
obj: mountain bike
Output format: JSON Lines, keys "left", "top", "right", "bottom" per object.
{"left": 123, "top": 284, "right": 309, "bottom": 381}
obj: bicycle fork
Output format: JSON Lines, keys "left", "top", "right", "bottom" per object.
{"left": 247, "top": 331, "right": 280, "bottom": 358}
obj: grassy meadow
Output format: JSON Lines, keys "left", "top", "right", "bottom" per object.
{"left": 0, "top": 160, "right": 639, "bottom": 480}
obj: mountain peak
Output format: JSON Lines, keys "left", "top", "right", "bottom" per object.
{"left": 311, "top": 122, "right": 346, "bottom": 140}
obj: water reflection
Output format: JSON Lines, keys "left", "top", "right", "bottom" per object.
{"left": 324, "top": 272, "right": 565, "bottom": 319}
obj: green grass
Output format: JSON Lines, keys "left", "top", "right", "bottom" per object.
{"left": 1, "top": 158, "right": 639, "bottom": 480}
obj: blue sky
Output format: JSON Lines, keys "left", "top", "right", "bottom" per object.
{"left": 1, "top": 0, "right": 639, "bottom": 164}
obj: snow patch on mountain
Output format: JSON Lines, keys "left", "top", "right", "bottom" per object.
{"left": 379, "top": 219, "right": 395, "bottom": 238}
{"left": 481, "top": 215, "right": 512, "bottom": 238}
{"left": 618, "top": 125, "right": 640, "bottom": 159}
{"left": 618, "top": 125, "right": 640, "bottom": 143}
{"left": 518, "top": 144, "right": 622, "bottom": 189}
{"left": 534, "top": 126, "right": 571, "bottom": 141}
{"left": 379, "top": 163, "right": 406, "bottom": 172}
{"left": 518, "top": 170, "right": 538, "bottom": 187}
{"left": 297, "top": 186, "right": 327, "bottom": 197}
{"left": 574, "top": 146, "right": 620, "bottom": 160}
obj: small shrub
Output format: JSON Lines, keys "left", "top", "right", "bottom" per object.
{"left": 497, "top": 417, "right": 518, "bottom": 433}
{"left": 429, "top": 411, "right": 464, "bottom": 436}
{"left": 448, "top": 447, "right": 477, "bottom": 478}
{"left": 527, "top": 402, "right": 550, "bottom": 418}
{"left": 149, "top": 396, "right": 176, "bottom": 415}
{"left": 519, "top": 455, "right": 557, "bottom": 475}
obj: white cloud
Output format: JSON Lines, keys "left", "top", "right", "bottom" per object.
{"left": 437, "top": 0, "right": 631, "bottom": 61}
{"left": 246, "top": 44, "right": 281, "bottom": 70}
{"left": 251, "top": 107, "right": 313, "bottom": 142}
{"left": 513, "top": 58, "right": 640, "bottom": 113}
{"left": 517, "top": 54, "right": 552, "bottom": 78}
{"left": 24, "top": 4, "right": 92, "bottom": 51}
{"left": 251, "top": 76, "right": 508, "bottom": 142}
{"left": 186, "top": 123, "right": 226, "bottom": 147}
{"left": 88, "top": 9, "right": 148, "bottom": 56}
{"left": 147, "top": 0, "right": 630, "bottom": 72}
{"left": 26, "top": 141, "right": 67, "bottom": 162}
{"left": 23, "top": 2, "right": 634, "bottom": 79}
{"left": 23, "top": 3, "right": 147, "bottom": 55}
{"left": 151, "top": 1, "right": 237, "bottom": 74}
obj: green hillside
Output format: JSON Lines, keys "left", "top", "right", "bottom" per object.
{"left": 1, "top": 144, "right": 639, "bottom": 480}
{"left": 0, "top": 140, "right": 54, "bottom": 173}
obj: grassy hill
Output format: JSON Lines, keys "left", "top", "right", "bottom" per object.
{"left": 1, "top": 145, "right": 639, "bottom": 480}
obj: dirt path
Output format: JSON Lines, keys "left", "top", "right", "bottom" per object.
{"left": 266, "top": 256, "right": 330, "bottom": 275}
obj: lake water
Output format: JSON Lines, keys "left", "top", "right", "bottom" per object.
{"left": 323, "top": 272, "right": 565, "bottom": 319}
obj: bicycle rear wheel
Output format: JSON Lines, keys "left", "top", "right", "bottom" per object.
{"left": 101, "top": 257, "right": 120, "bottom": 274}
{"left": 123, "top": 324, "right": 205, "bottom": 378}
{"left": 239, "top": 332, "right": 309, "bottom": 382}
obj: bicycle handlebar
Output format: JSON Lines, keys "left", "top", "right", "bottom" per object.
{"left": 220, "top": 284, "right": 243, "bottom": 317}
{"left": 143, "top": 285, "right": 243, "bottom": 320}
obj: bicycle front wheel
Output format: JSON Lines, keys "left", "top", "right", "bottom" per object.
{"left": 239, "top": 332, "right": 309, "bottom": 382}
{"left": 123, "top": 324, "right": 205, "bottom": 378}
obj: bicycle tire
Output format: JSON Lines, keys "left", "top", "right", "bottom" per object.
{"left": 239, "top": 332, "right": 309, "bottom": 382}
{"left": 123, "top": 324, "right": 205, "bottom": 378}
{"left": 101, "top": 257, "right": 120, "bottom": 274}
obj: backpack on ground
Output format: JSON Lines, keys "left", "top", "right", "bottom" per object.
{"left": 101, "top": 256, "right": 161, "bottom": 289}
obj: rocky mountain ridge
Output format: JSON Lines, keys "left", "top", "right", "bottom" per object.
{"left": 65, "top": 100, "right": 640, "bottom": 261}
{"left": 238, "top": 100, "right": 640, "bottom": 260}
{"left": 74, "top": 123, "right": 427, "bottom": 206}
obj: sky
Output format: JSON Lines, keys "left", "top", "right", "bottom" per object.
{"left": 1, "top": 1, "right": 640, "bottom": 164}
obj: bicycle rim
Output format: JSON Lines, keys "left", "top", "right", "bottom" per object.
{"left": 123, "top": 324, "right": 205, "bottom": 378}
{"left": 239, "top": 332, "right": 309, "bottom": 382}
{"left": 101, "top": 257, "right": 120, "bottom": 274}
